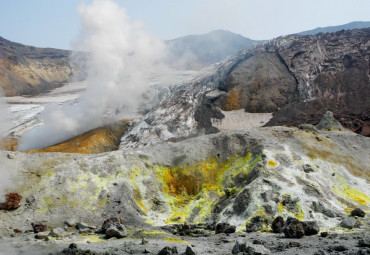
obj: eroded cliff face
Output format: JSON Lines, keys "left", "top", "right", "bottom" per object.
{"left": 262, "top": 29, "right": 370, "bottom": 135}
{"left": 0, "top": 36, "right": 84, "bottom": 96}
{"left": 213, "top": 28, "right": 370, "bottom": 135}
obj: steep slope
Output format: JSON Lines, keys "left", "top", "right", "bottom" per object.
{"left": 264, "top": 28, "right": 370, "bottom": 135}
{"left": 167, "top": 30, "right": 259, "bottom": 69}
{"left": 297, "top": 21, "right": 370, "bottom": 36}
{"left": 0, "top": 36, "right": 84, "bottom": 96}
{"left": 25, "top": 120, "right": 130, "bottom": 154}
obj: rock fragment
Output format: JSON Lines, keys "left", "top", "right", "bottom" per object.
{"left": 35, "top": 232, "right": 49, "bottom": 241}
{"left": 316, "top": 111, "right": 345, "bottom": 131}
{"left": 302, "top": 221, "right": 320, "bottom": 236}
{"left": 32, "top": 222, "right": 47, "bottom": 233}
{"left": 50, "top": 228, "right": 68, "bottom": 238}
{"left": 0, "top": 192, "right": 22, "bottom": 210}
{"left": 358, "top": 236, "right": 370, "bottom": 248}
{"left": 246, "top": 215, "right": 269, "bottom": 233}
{"left": 283, "top": 217, "right": 305, "bottom": 238}
{"left": 157, "top": 246, "right": 178, "bottom": 255}
{"left": 232, "top": 241, "right": 271, "bottom": 254}
{"left": 97, "top": 217, "right": 127, "bottom": 239}
{"left": 320, "top": 232, "right": 328, "bottom": 237}
{"left": 185, "top": 246, "right": 196, "bottom": 255}
{"left": 350, "top": 208, "right": 365, "bottom": 217}
{"left": 340, "top": 217, "right": 358, "bottom": 229}
{"left": 105, "top": 224, "right": 127, "bottom": 239}
{"left": 215, "top": 222, "right": 236, "bottom": 234}
{"left": 271, "top": 216, "right": 285, "bottom": 233}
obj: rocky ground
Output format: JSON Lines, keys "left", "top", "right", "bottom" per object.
{"left": 1, "top": 123, "right": 369, "bottom": 254}
{"left": 0, "top": 226, "right": 369, "bottom": 254}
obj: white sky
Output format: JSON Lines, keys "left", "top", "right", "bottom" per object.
{"left": 0, "top": 0, "right": 370, "bottom": 49}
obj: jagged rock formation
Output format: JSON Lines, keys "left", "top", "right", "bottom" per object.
{"left": 0, "top": 36, "right": 84, "bottom": 96}
{"left": 263, "top": 28, "right": 370, "bottom": 135}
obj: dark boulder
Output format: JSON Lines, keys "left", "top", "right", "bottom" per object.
{"left": 271, "top": 216, "right": 285, "bottom": 233}
{"left": 185, "top": 246, "right": 196, "bottom": 255}
{"left": 31, "top": 222, "right": 47, "bottom": 233}
{"left": 302, "top": 221, "right": 320, "bottom": 236}
{"left": 350, "top": 208, "right": 365, "bottom": 217}
{"left": 105, "top": 224, "right": 127, "bottom": 239}
{"left": 283, "top": 218, "right": 305, "bottom": 238}
{"left": 215, "top": 222, "right": 236, "bottom": 234}
{"left": 358, "top": 236, "right": 370, "bottom": 248}
{"left": 246, "top": 215, "right": 270, "bottom": 232}
{"left": 158, "top": 246, "right": 178, "bottom": 255}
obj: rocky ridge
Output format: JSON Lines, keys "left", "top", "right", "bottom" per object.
{"left": 119, "top": 28, "right": 370, "bottom": 150}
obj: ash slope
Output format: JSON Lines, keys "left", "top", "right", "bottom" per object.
{"left": 1, "top": 127, "right": 369, "bottom": 233}
{"left": 0, "top": 36, "right": 84, "bottom": 96}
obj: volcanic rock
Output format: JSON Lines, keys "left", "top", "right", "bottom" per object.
{"left": 320, "top": 232, "right": 328, "bottom": 237}
{"left": 0, "top": 192, "right": 22, "bottom": 210}
{"left": 316, "top": 111, "right": 346, "bottom": 131}
{"left": 105, "top": 224, "right": 127, "bottom": 239}
{"left": 271, "top": 216, "right": 285, "bottom": 233}
{"left": 232, "top": 241, "right": 271, "bottom": 254}
{"left": 215, "top": 222, "right": 236, "bottom": 234}
{"left": 340, "top": 217, "right": 358, "bottom": 229}
{"left": 246, "top": 215, "right": 269, "bottom": 233}
{"left": 283, "top": 218, "right": 305, "bottom": 238}
{"left": 50, "top": 228, "right": 68, "bottom": 238}
{"left": 35, "top": 232, "right": 49, "bottom": 241}
{"left": 97, "top": 217, "right": 127, "bottom": 239}
{"left": 157, "top": 246, "right": 178, "bottom": 255}
{"left": 185, "top": 246, "right": 196, "bottom": 255}
{"left": 358, "top": 236, "right": 370, "bottom": 248}
{"left": 75, "top": 222, "right": 96, "bottom": 231}
{"left": 302, "top": 221, "right": 320, "bottom": 236}
{"left": 350, "top": 208, "right": 365, "bottom": 217}
{"left": 262, "top": 29, "right": 370, "bottom": 136}
{"left": 31, "top": 222, "right": 47, "bottom": 233}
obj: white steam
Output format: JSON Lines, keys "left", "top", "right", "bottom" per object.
{"left": 0, "top": 90, "right": 12, "bottom": 139}
{"left": 18, "top": 0, "right": 168, "bottom": 151}
{"left": 0, "top": 89, "right": 17, "bottom": 203}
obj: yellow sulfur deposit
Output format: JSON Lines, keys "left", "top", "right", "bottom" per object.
{"left": 147, "top": 152, "right": 261, "bottom": 223}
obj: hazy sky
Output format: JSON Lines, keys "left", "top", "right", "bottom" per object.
{"left": 1, "top": 0, "right": 370, "bottom": 50}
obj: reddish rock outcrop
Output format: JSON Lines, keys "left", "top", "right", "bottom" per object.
{"left": 0, "top": 192, "right": 22, "bottom": 210}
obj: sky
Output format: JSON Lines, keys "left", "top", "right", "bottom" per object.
{"left": 1, "top": 0, "right": 370, "bottom": 50}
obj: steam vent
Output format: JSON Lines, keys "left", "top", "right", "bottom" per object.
{"left": 0, "top": 1, "right": 369, "bottom": 253}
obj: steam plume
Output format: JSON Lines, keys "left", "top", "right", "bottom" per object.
{"left": 0, "top": 89, "right": 16, "bottom": 203}
{"left": 0, "top": 89, "right": 12, "bottom": 139}
{"left": 18, "top": 0, "right": 168, "bottom": 151}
